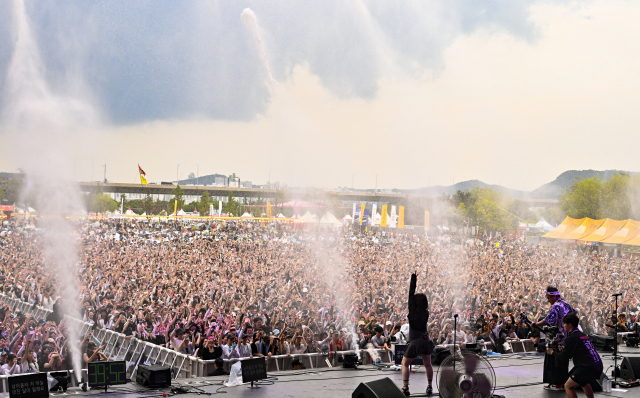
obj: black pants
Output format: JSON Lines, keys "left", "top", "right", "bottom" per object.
{"left": 543, "top": 352, "right": 570, "bottom": 385}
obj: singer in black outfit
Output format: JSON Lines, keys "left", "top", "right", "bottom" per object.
{"left": 401, "top": 270, "right": 435, "bottom": 396}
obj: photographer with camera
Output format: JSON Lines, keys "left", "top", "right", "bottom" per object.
{"left": 546, "top": 312, "right": 602, "bottom": 398}
{"left": 533, "top": 286, "right": 575, "bottom": 392}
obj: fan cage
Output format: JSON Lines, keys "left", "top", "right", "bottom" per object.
{"left": 436, "top": 350, "right": 496, "bottom": 398}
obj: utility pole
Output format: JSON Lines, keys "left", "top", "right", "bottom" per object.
{"left": 352, "top": 173, "right": 355, "bottom": 190}
{"left": 197, "top": 164, "right": 199, "bottom": 186}
{"left": 103, "top": 160, "right": 107, "bottom": 183}
{"left": 177, "top": 164, "right": 180, "bottom": 185}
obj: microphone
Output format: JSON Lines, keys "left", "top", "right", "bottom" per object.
{"left": 453, "top": 314, "right": 459, "bottom": 318}
{"left": 612, "top": 293, "right": 623, "bottom": 297}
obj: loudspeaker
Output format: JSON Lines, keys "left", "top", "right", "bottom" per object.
{"left": 620, "top": 356, "right": 640, "bottom": 380}
{"left": 136, "top": 364, "right": 171, "bottom": 387}
{"left": 431, "top": 347, "right": 451, "bottom": 365}
{"left": 352, "top": 377, "right": 406, "bottom": 398}
{"left": 589, "top": 334, "right": 615, "bottom": 352}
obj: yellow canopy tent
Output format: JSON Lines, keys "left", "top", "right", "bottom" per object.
{"left": 543, "top": 217, "right": 584, "bottom": 239}
{"left": 580, "top": 219, "right": 627, "bottom": 242}
{"left": 599, "top": 220, "right": 640, "bottom": 244}
{"left": 558, "top": 218, "right": 605, "bottom": 240}
{"left": 620, "top": 231, "right": 640, "bottom": 246}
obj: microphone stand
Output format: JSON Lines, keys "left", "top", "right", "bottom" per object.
{"left": 612, "top": 293, "right": 622, "bottom": 387}
{"left": 453, "top": 314, "right": 458, "bottom": 371}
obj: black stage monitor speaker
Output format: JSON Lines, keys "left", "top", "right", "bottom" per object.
{"left": 352, "top": 377, "right": 406, "bottom": 398}
{"left": 620, "top": 356, "right": 640, "bottom": 380}
{"left": 431, "top": 346, "right": 451, "bottom": 365}
{"left": 136, "top": 364, "right": 171, "bottom": 387}
{"left": 589, "top": 334, "right": 615, "bottom": 352}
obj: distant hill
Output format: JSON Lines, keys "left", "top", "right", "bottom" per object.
{"left": 529, "top": 170, "right": 636, "bottom": 199}
{"left": 404, "top": 170, "right": 637, "bottom": 200}
{"left": 405, "top": 180, "right": 527, "bottom": 198}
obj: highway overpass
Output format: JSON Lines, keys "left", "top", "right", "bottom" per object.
{"left": 78, "top": 182, "right": 559, "bottom": 207}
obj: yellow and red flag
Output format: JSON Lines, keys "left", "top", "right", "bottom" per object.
{"left": 138, "top": 164, "right": 147, "bottom": 185}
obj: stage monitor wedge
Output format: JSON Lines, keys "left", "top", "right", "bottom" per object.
{"left": 352, "top": 377, "right": 406, "bottom": 398}
{"left": 620, "top": 356, "right": 640, "bottom": 380}
{"left": 588, "top": 334, "right": 615, "bottom": 352}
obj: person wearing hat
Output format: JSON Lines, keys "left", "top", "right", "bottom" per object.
{"left": 532, "top": 286, "right": 576, "bottom": 392}
{"left": 236, "top": 330, "right": 253, "bottom": 358}
{"left": 0, "top": 351, "right": 8, "bottom": 366}
{"left": 82, "top": 342, "right": 107, "bottom": 368}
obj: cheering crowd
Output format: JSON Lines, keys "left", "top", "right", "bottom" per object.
{"left": 0, "top": 217, "right": 638, "bottom": 374}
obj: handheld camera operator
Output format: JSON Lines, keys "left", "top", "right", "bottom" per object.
{"left": 532, "top": 286, "right": 575, "bottom": 392}
{"left": 401, "top": 269, "right": 435, "bottom": 396}
{"left": 546, "top": 312, "right": 603, "bottom": 398}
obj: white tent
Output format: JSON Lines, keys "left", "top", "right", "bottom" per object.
{"left": 176, "top": 209, "right": 186, "bottom": 216}
{"left": 300, "top": 211, "right": 317, "bottom": 222}
{"left": 241, "top": 211, "right": 253, "bottom": 218}
{"left": 341, "top": 214, "right": 353, "bottom": 222}
{"left": 125, "top": 207, "right": 135, "bottom": 215}
{"left": 276, "top": 213, "right": 286, "bottom": 218}
{"left": 319, "top": 212, "right": 342, "bottom": 227}
{"left": 533, "top": 217, "right": 555, "bottom": 232}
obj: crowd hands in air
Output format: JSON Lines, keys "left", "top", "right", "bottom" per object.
{"left": 0, "top": 217, "right": 639, "bottom": 374}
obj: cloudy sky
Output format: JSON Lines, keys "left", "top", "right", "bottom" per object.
{"left": 1, "top": 0, "right": 639, "bottom": 190}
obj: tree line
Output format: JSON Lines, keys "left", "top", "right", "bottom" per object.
{"left": 559, "top": 173, "right": 640, "bottom": 220}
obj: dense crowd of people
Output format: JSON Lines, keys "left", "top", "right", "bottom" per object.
{"left": 0, "top": 216, "right": 638, "bottom": 375}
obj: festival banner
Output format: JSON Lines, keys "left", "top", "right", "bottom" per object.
{"left": 381, "top": 205, "right": 388, "bottom": 227}
{"left": 0, "top": 205, "right": 15, "bottom": 212}
{"left": 371, "top": 204, "right": 377, "bottom": 226}
{"left": 266, "top": 202, "right": 272, "bottom": 218}
{"left": 360, "top": 204, "right": 365, "bottom": 225}
{"left": 424, "top": 210, "right": 430, "bottom": 228}
{"left": 398, "top": 206, "right": 405, "bottom": 229}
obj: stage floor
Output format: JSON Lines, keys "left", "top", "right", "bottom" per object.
{"left": 42, "top": 346, "right": 640, "bottom": 397}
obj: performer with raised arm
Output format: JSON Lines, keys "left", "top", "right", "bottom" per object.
{"left": 401, "top": 269, "right": 435, "bottom": 396}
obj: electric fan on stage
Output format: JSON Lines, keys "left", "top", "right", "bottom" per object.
{"left": 436, "top": 350, "right": 496, "bottom": 398}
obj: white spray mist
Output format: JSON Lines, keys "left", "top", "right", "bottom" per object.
{"left": 3, "top": 0, "right": 99, "bottom": 379}
{"left": 241, "top": 8, "right": 277, "bottom": 86}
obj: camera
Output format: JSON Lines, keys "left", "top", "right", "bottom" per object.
{"left": 542, "top": 326, "right": 561, "bottom": 348}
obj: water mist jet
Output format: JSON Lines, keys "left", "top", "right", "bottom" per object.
{"left": 3, "top": 0, "right": 99, "bottom": 379}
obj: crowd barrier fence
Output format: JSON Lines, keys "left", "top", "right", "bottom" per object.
{"left": 0, "top": 294, "right": 636, "bottom": 390}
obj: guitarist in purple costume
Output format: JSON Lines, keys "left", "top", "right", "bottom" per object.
{"left": 532, "top": 286, "right": 575, "bottom": 391}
